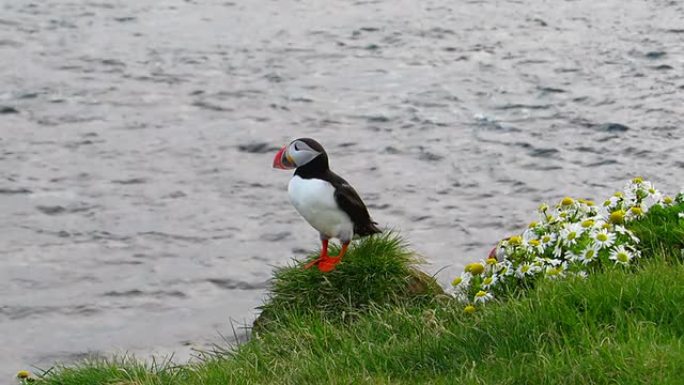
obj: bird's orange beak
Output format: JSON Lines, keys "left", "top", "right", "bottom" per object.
{"left": 273, "top": 145, "right": 296, "bottom": 169}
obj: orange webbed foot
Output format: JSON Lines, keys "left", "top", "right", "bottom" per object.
{"left": 317, "top": 256, "right": 341, "bottom": 272}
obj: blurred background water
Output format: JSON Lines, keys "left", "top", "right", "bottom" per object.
{"left": 1, "top": 0, "right": 683, "bottom": 378}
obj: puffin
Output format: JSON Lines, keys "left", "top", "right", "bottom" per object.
{"left": 272, "top": 138, "right": 381, "bottom": 272}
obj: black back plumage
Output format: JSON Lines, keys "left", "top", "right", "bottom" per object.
{"left": 294, "top": 139, "right": 381, "bottom": 237}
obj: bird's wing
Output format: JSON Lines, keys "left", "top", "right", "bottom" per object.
{"left": 333, "top": 182, "right": 379, "bottom": 231}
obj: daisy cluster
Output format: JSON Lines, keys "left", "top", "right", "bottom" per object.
{"left": 450, "top": 178, "right": 683, "bottom": 313}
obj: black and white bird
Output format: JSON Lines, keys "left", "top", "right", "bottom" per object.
{"left": 272, "top": 138, "right": 381, "bottom": 272}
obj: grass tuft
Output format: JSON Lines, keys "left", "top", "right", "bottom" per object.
{"left": 253, "top": 232, "right": 444, "bottom": 332}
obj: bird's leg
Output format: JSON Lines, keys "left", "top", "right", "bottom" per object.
{"left": 318, "top": 241, "right": 349, "bottom": 272}
{"left": 304, "top": 238, "right": 329, "bottom": 269}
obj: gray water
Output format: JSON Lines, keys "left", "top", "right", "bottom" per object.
{"left": 1, "top": 0, "right": 683, "bottom": 379}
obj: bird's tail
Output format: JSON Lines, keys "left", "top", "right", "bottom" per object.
{"left": 356, "top": 221, "right": 382, "bottom": 237}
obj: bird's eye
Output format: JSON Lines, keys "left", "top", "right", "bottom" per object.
{"left": 294, "top": 142, "right": 300, "bottom": 151}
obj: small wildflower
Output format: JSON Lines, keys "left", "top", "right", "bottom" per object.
{"left": 579, "top": 245, "right": 599, "bottom": 265}
{"left": 678, "top": 212, "right": 684, "bottom": 219}
{"left": 464, "top": 305, "right": 476, "bottom": 314}
{"left": 609, "top": 210, "right": 625, "bottom": 224}
{"left": 17, "top": 371, "right": 30, "bottom": 379}
{"left": 482, "top": 274, "right": 499, "bottom": 289}
{"left": 508, "top": 235, "right": 523, "bottom": 246}
{"left": 465, "top": 262, "right": 485, "bottom": 275}
{"left": 495, "top": 260, "right": 515, "bottom": 276}
{"left": 451, "top": 272, "right": 472, "bottom": 289}
{"left": 528, "top": 221, "right": 538, "bottom": 228}
{"left": 593, "top": 229, "right": 616, "bottom": 249}
{"left": 561, "top": 197, "right": 574, "bottom": 206}
{"left": 515, "top": 263, "right": 540, "bottom": 278}
{"left": 630, "top": 206, "right": 643, "bottom": 216}
{"left": 486, "top": 257, "right": 498, "bottom": 265}
{"left": 581, "top": 219, "right": 595, "bottom": 228}
{"left": 539, "top": 233, "right": 556, "bottom": 248}
{"left": 560, "top": 223, "right": 582, "bottom": 246}
{"left": 538, "top": 203, "right": 549, "bottom": 212}
{"left": 545, "top": 264, "right": 566, "bottom": 280}
{"left": 529, "top": 239, "right": 540, "bottom": 247}
{"left": 474, "top": 290, "right": 493, "bottom": 304}
{"left": 632, "top": 177, "right": 643, "bottom": 184}
{"left": 609, "top": 245, "right": 634, "bottom": 266}
{"left": 663, "top": 196, "right": 673, "bottom": 205}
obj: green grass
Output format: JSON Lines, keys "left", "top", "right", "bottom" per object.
{"left": 34, "top": 204, "right": 684, "bottom": 385}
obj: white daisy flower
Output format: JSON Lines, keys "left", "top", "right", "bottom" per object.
{"left": 578, "top": 245, "right": 599, "bottom": 265}
{"left": 564, "top": 251, "right": 580, "bottom": 262}
{"left": 495, "top": 260, "right": 515, "bottom": 277}
{"left": 593, "top": 229, "right": 616, "bottom": 249}
{"left": 604, "top": 196, "right": 620, "bottom": 209}
{"left": 545, "top": 263, "right": 567, "bottom": 280}
{"left": 515, "top": 263, "right": 541, "bottom": 278}
{"left": 643, "top": 191, "right": 662, "bottom": 210}
{"left": 560, "top": 223, "right": 582, "bottom": 246}
{"left": 609, "top": 245, "right": 634, "bottom": 266}
{"left": 451, "top": 271, "right": 472, "bottom": 288}
{"left": 481, "top": 274, "right": 499, "bottom": 289}
{"left": 474, "top": 290, "right": 493, "bottom": 304}
{"left": 539, "top": 233, "right": 556, "bottom": 249}
{"left": 678, "top": 212, "right": 684, "bottom": 219}
{"left": 573, "top": 271, "right": 589, "bottom": 279}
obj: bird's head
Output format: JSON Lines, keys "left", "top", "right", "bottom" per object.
{"left": 272, "top": 138, "right": 326, "bottom": 170}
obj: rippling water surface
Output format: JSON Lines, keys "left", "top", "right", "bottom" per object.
{"left": 1, "top": 0, "right": 683, "bottom": 378}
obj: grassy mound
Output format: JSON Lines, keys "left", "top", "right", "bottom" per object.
{"left": 27, "top": 197, "right": 684, "bottom": 385}
{"left": 628, "top": 202, "right": 684, "bottom": 260}
{"left": 253, "top": 233, "right": 444, "bottom": 332}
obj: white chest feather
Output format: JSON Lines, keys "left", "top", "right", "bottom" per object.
{"left": 288, "top": 175, "right": 354, "bottom": 241}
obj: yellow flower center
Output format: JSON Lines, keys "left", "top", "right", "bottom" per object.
{"left": 585, "top": 249, "right": 596, "bottom": 258}
{"left": 603, "top": 200, "right": 611, "bottom": 207}
{"left": 617, "top": 252, "right": 629, "bottom": 263}
{"left": 602, "top": 223, "right": 611, "bottom": 229}
{"left": 475, "top": 290, "right": 487, "bottom": 298}
{"left": 561, "top": 197, "right": 574, "bottom": 206}
{"left": 451, "top": 277, "right": 463, "bottom": 286}
{"left": 630, "top": 206, "right": 643, "bottom": 216}
{"left": 567, "top": 232, "right": 577, "bottom": 241}
{"left": 538, "top": 203, "right": 549, "bottom": 212}
{"left": 614, "top": 192, "right": 624, "bottom": 198}
{"left": 464, "top": 305, "right": 476, "bottom": 314}
{"left": 596, "top": 233, "right": 608, "bottom": 242}
{"left": 17, "top": 371, "right": 30, "bottom": 379}
{"left": 508, "top": 236, "right": 523, "bottom": 246}
{"left": 529, "top": 239, "right": 540, "bottom": 247}
{"left": 542, "top": 235, "right": 552, "bottom": 243}
{"left": 585, "top": 200, "right": 595, "bottom": 207}
{"left": 581, "top": 219, "right": 595, "bottom": 228}
{"left": 547, "top": 267, "right": 561, "bottom": 276}
{"left": 483, "top": 277, "right": 494, "bottom": 285}
{"left": 486, "top": 258, "right": 497, "bottom": 265}
{"left": 632, "top": 177, "right": 643, "bottom": 184}
{"left": 649, "top": 188, "right": 656, "bottom": 194}
{"left": 664, "top": 196, "right": 673, "bottom": 204}
{"left": 559, "top": 212, "right": 568, "bottom": 218}
{"left": 609, "top": 210, "right": 625, "bottom": 224}
{"left": 528, "top": 221, "right": 538, "bottom": 228}
{"left": 465, "top": 263, "right": 485, "bottom": 275}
